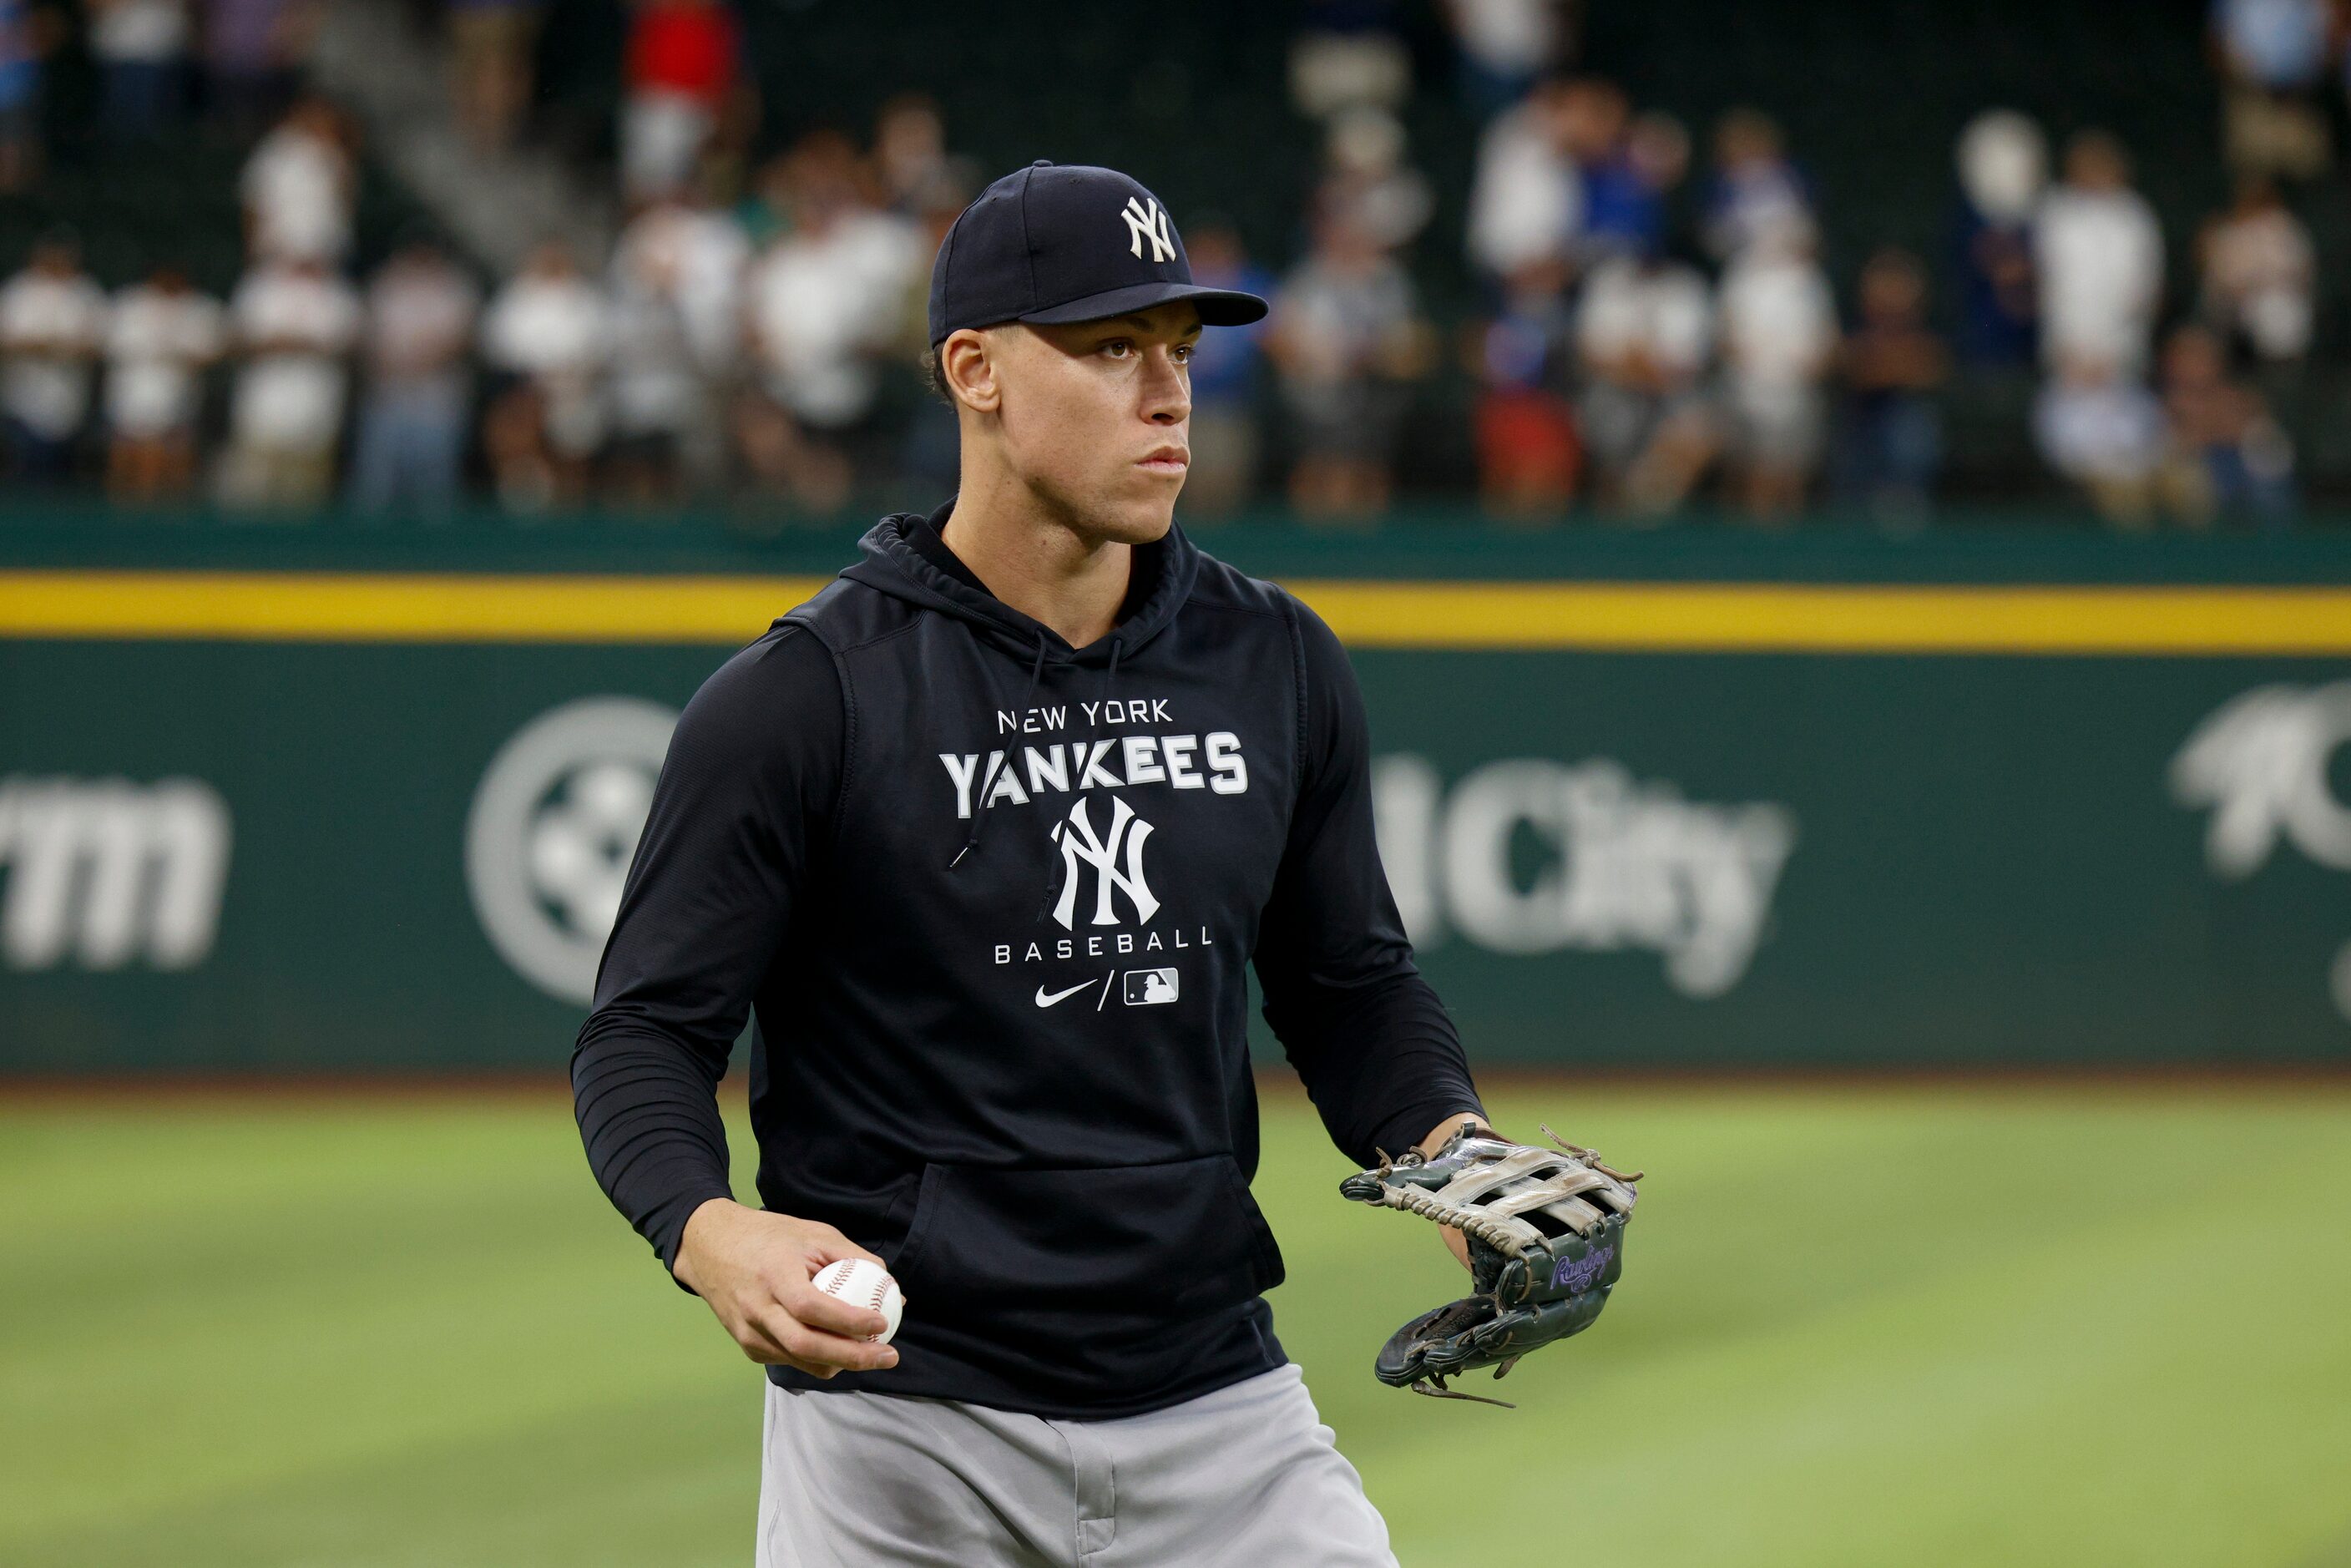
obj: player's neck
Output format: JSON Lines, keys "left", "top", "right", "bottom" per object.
{"left": 938, "top": 469, "right": 1133, "bottom": 650}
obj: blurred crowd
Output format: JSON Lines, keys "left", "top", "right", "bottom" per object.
{"left": 1460, "top": 89, "right": 2306, "bottom": 530}
{"left": 0, "top": 0, "right": 2343, "bottom": 527}
{"left": 1443, "top": 0, "right": 2344, "bottom": 532}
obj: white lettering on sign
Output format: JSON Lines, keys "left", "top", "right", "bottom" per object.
{"left": 1372, "top": 755, "right": 1795, "bottom": 999}
{"left": 2173, "top": 680, "right": 2351, "bottom": 1022}
{"left": 0, "top": 776, "right": 232, "bottom": 970}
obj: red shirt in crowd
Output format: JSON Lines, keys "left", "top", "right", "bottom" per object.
{"left": 626, "top": 0, "right": 741, "bottom": 104}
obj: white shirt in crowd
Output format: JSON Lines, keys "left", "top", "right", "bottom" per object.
{"left": 230, "top": 262, "right": 361, "bottom": 450}
{"left": 1445, "top": 0, "right": 1564, "bottom": 76}
{"left": 2202, "top": 205, "right": 2314, "bottom": 362}
{"left": 608, "top": 283, "right": 700, "bottom": 438}
{"left": 744, "top": 208, "right": 923, "bottom": 428}
{"left": 1466, "top": 99, "right": 1580, "bottom": 278}
{"left": 105, "top": 282, "right": 225, "bottom": 437}
{"left": 482, "top": 271, "right": 609, "bottom": 381}
{"left": 88, "top": 0, "right": 188, "bottom": 63}
{"left": 483, "top": 266, "right": 610, "bottom": 457}
{"left": 241, "top": 124, "right": 353, "bottom": 265}
{"left": 2033, "top": 184, "right": 2163, "bottom": 372}
{"left": 2035, "top": 373, "right": 2162, "bottom": 484}
{"left": 0, "top": 266, "right": 109, "bottom": 438}
{"left": 613, "top": 200, "right": 751, "bottom": 376}
{"left": 1717, "top": 246, "right": 1836, "bottom": 392}
{"left": 1576, "top": 256, "right": 1712, "bottom": 385}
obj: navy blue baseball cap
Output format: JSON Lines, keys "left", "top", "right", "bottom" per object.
{"left": 927, "top": 161, "right": 1268, "bottom": 347}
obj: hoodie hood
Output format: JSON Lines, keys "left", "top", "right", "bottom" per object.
{"left": 839, "top": 500, "right": 1204, "bottom": 668}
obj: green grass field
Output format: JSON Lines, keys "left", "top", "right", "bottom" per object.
{"left": 4, "top": 1081, "right": 2349, "bottom": 1566}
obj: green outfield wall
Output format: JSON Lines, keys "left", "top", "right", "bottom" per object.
{"left": 3, "top": 511, "right": 2349, "bottom": 1071}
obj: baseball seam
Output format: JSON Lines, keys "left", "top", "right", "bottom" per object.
{"left": 818, "top": 1266, "right": 892, "bottom": 1312}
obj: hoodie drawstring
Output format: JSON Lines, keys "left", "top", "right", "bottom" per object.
{"left": 949, "top": 630, "right": 1053, "bottom": 870}
{"left": 1097, "top": 635, "right": 1124, "bottom": 721}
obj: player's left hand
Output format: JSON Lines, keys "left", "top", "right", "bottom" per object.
{"left": 1417, "top": 1113, "right": 1484, "bottom": 1275}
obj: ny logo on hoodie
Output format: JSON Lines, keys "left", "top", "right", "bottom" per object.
{"left": 1049, "top": 796, "right": 1160, "bottom": 929}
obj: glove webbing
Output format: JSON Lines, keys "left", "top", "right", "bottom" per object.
{"left": 1366, "top": 1182, "right": 1537, "bottom": 1257}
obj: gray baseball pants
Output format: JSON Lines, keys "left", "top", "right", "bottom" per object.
{"left": 754, "top": 1363, "right": 1398, "bottom": 1566}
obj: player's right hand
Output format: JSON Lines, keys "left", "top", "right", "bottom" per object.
{"left": 672, "top": 1198, "right": 903, "bottom": 1378}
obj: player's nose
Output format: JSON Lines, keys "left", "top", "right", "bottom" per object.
{"left": 1142, "top": 346, "right": 1190, "bottom": 424}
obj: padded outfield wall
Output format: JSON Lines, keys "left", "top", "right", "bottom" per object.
{"left": 3, "top": 511, "right": 2349, "bottom": 1071}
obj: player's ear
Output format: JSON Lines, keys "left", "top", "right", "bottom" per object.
{"left": 940, "top": 327, "right": 1001, "bottom": 414}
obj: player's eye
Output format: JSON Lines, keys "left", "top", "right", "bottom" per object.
{"left": 1101, "top": 339, "right": 1133, "bottom": 358}
{"left": 1173, "top": 342, "right": 1195, "bottom": 363}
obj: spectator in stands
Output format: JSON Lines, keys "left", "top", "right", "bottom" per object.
{"left": 1574, "top": 245, "right": 1716, "bottom": 516}
{"left": 1716, "top": 215, "right": 1836, "bottom": 521}
{"left": 447, "top": 0, "right": 544, "bottom": 154}
{"left": 480, "top": 240, "right": 609, "bottom": 511}
{"left": 0, "top": 0, "right": 55, "bottom": 194}
{"left": 1952, "top": 109, "right": 2044, "bottom": 367}
{"left": 615, "top": 194, "right": 749, "bottom": 495}
{"left": 1176, "top": 218, "right": 1275, "bottom": 518}
{"left": 2033, "top": 358, "right": 2164, "bottom": 525}
{"left": 735, "top": 131, "right": 923, "bottom": 514}
{"left": 219, "top": 253, "right": 361, "bottom": 509}
{"left": 87, "top": 0, "right": 189, "bottom": 140}
{"left": 1467, "top": 77, "right": 1583, "bottom": 286}
{"left": 0, "top": 230, "right": 107, "bottom": 485}
{"left": 2156, "top": 322, "right": 2295, "bottom": 527}
{"left": 1268, "top": 207, "right": 1431, "bottom": 520}
{"left": 1289, "top": 0, "right": 1412, "bottom": 122}
{"left": 1316, "top": 106, "right": 1433, "bottom": 255}
{"left": 200, "top": 0, "right": 313, "bottom": 134}
{"left": 2210, "top": 0, "right": 2333, "bottom": 182}
{"left": 348, "top": 235, "right": 479, "bottom": 518}
{"left": 241, "top": 95, "right": 355, "bottom": 266}
{"left": 1703, "top": 108, "right": 1812, "bottom": 264}
{"left": 1561, "top": 77, "right": 1666, "bottom": 261}
{"left": 103, "top": 261, "right": 225, "bottom": 503}
{"left": 733, "top": 146, "right": 796, "bottom": 248}
{"left": 2034, "top": 129, "right": 2163, "bottom": 377}
{"left": 873, "top": 93, "right": 972, "bottom": 218}
{"left": 620, "top": 0, "right": 742, "bottom": 202}
{"left": 1468, "top": 258, "right": 1579, "bottom": 518}
{"left": 1442, "top": 0, "right": 1575, "bottom": 120}
{"left": 604, "top": 220, "right": 705, "bottom": 507}
{"left": 1834, "top": 247, "right": 1948, "bottom": 522}
{"left": 1625, "top": 110, "right": 1691, "bottom": 228}
{"left": 2197, "top": 176, "right": 2315, "bottom": 369}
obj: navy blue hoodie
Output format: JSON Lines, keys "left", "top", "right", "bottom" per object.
{"left": 573, "top": 503, "right": 1484, "bottom": 1419}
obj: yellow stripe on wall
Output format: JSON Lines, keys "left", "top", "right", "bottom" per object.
{"left": 0, "top": 572, "right": 833, "bottom": 645}
{"left": 3, "top": 570, "right": 2351, "bottom": 655}
{"left": 1293, "top": 582, "right": 2351, "bottom": 655}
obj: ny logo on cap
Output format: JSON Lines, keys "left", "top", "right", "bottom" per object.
{"left": 1120, "top": 196, "right": 1176, "bottom": 264}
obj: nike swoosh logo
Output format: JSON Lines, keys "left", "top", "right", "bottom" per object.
{"left": 1034, "top": 979, "right": 1095, "bottom": 1008}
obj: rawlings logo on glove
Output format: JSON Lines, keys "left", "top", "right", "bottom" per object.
{"left": 1340, "top": 1122, "right": 1641, "bottom": 1407}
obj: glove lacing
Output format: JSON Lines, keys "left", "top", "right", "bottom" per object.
{"left": 1363, "top": 1125, "right": 1644, "bottom": 1257}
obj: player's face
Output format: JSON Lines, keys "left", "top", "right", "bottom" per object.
{"left": 996, "top": 301, "right": 1201, "bottom": 544}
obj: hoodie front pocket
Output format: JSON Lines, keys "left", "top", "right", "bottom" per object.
{"left": 885, "top": 1153, "right": 1284, "bottom": 1353}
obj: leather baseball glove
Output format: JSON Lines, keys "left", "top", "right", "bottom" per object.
{"left": 1339, "top": 1121, "right": 1641, "bottom": 1406}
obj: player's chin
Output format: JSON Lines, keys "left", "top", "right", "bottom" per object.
{"left": 1092, "top": 480, "right": 1181, "bottom": 543}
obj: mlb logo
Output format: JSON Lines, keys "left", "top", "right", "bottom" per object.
{"left": 1123, "top": 969, "right": 1179, "bottom": 1005}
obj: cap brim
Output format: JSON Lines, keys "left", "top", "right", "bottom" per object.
{"left": 1017, "top": 281, "right": 1268, "bottom": 329}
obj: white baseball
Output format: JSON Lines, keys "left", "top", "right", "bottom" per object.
{"left": 811, "top": 1258, "right": 903, "bottom": 1346}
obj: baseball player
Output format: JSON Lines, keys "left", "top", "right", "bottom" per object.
{"left": 572, "top": 161, "right": 1491, "bottom": 1566}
